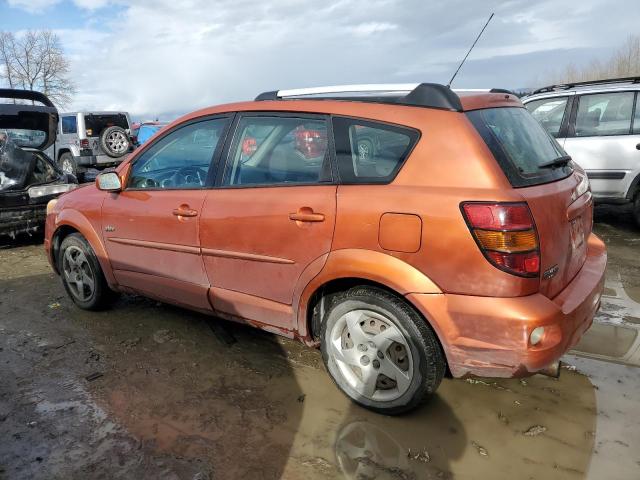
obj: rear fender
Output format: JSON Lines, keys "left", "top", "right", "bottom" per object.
{"left": 295, "top": 248, "right": 442, "bottom": 340}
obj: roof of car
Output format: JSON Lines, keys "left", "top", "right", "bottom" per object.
{"left": 60, "top": 111, "right": 131, "bottom": 116}
{"left": 525, "top": 76, "right": 640, "bottom": 100}
{"left": 253, "top": 83, "right": 522, "bottom": 112}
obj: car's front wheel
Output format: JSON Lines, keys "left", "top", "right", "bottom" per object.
{"left": 59, "top": 233, "right": 118, "bottom": 310}
{"left": 321, "top": 286, "right": 445, "bottom": 415}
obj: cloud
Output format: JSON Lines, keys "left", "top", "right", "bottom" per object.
{"left": 350, "top": 22, "right": 398, "bottom": 37}
{"left": 72, "top": 0, "right": 110, "bottom": 10}
{"left": 7, "top": 0, "right": 640, "bottom": 118}
{"left": 7, "top": 0, "right": 61, "bottom": 14}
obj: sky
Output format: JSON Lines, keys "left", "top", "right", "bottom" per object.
{"left": 1, "top": 0, "right": 639, "bottom": 120}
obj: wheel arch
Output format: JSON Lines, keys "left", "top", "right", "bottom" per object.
{"left": 57, "top": 148, "right": 71, "bottom": 161}
{"left": 295, "top": 248, "right": 442, "bottom": 340}
{"left": 52, "top": 210, "right": 117, "bottom": 288}
{"left": 625, "top": 170, "right": 640, "bottom": 201}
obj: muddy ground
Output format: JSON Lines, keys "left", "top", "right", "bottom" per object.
{"left": 1, "top": 205, "right": 639, "bottom": 480}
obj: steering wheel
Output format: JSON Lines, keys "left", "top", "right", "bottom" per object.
{"left": 171, "top": 166, "right": 205, "bottom": 187}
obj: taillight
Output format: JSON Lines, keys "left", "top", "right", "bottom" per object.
{"left": 80, "top": 139, "right": 90, "bottom": 148}
{"left": 461, "top": 202, "right": 540, "bottom": 277}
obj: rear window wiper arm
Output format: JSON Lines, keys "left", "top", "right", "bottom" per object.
{"left": 539, "top": 155, "right": 572, "bottom": 169}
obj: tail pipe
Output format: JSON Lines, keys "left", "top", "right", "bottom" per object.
{"left": 537, "top": 360, "right": 561, "bottom": 378}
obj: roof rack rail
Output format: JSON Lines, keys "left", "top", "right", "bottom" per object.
{"left": 255, "top": 83, "right": 464, "bottom": 111}
{"left": 532, "top": 76, "right": 640, "bottom": 95}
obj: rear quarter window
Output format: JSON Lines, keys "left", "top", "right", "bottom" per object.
{"left": 332, "top": 117, "right": 419, "bottom": 184}
{"left": 84, "top": 114, "right": 129, "bottom": 136}
{"left": 467, "top": 107, "right": 573, "bottom": 188}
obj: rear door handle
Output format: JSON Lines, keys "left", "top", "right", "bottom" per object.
{"left": 289, "top": 209, "right": 325, "bottom": 222}
{"left": 172, "top": 206, "right": 198, "bottom": 217}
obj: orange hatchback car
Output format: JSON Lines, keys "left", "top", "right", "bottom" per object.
{"left": 45, "top": 84, "right": 606, "bottom": 414}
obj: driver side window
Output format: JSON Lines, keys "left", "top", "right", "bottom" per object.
{"left": 129, "top": 118, "right": 228, "bottom": 189}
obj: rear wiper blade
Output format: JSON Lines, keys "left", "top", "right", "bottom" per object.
{"left": 539, "top": 155, "right": 572, "bottom": 169}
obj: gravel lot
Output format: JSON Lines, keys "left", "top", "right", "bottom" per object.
{"left": 1, "top": 205, "right": 639, "bottom": 480}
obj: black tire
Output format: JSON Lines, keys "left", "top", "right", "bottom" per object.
{"left": 320, "top": 286, "right": 445, "bottom": 415}
{"left": 58, "top": 233, "right": 118, "bottom": 310}
{"left": 100, "top": 126, "right": 130, "bottom": 158}
{"left": 634, "top": 193, "right": 640, "bottom": 228}
{"left": 59, "top": 152, "right": 77, "bottom": 176}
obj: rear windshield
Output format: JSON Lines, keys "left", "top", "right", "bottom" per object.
{"left": 467, "top": 107, "right": 573, "bottom": 188}
{"left": 84, "top": 114, "right": 129, "bottom": 136}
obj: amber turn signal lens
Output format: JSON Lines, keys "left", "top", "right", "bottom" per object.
{"left": 46, "top": 199, "right": 58, "bottom": 215}
{"left": 474, "top": 229, "right": 537, "bottom": 253}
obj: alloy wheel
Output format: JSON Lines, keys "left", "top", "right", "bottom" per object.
{"left": 62, "top": 246, "right": 95, "bottom": 302}
{"left": 106, "top": 131, "right": 128, "bottom": 154}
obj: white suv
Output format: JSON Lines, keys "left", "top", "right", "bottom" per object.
{"left": 523, "top": 77, "right": 640, "bottom": 225}
{"left": 48, "top": 111, "right": 133, "bottom": 181}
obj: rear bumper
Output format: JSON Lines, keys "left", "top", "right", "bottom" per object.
{"left": 76, "top": 154, "right": 123, "bottom": 167}
{"left": 408, "top": 233, "right": 606, "bottom": 378}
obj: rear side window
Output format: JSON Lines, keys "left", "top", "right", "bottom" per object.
{"left": 332, "top": 117, "right": 418, "bottom": 184}
{"left": 61, "top": 116, "right": 77, "bottom": 134}
{"left": 467, "top": 107, "right": 572, "bottom": 188}
{"left": 223, "top": 116, "right": 330, "bottom": 187}
{"left": 524, "top": 96, "right": 568, "bottom": 137}
{"left": 574, "top": 92, "right": 634, "bottom": 137}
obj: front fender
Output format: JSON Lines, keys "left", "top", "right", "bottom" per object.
{"left": 295, "top": 248, "right": 442, "bottom": 339}
{"left": 53, "top": 208, "right": 117, "bottom": 288}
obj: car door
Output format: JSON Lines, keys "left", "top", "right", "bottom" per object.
{"left": 101, "top": 116, "right": 231, "bottom": 311}
{"left": 200, "top": 113, "right": 337, "bottom": 330}
{"left": 563, "top": 91, "right": 640, "bottom": 200}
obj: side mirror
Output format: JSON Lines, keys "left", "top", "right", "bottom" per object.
{"left": 96, "top": 172, "right": 122, "bottom": 192}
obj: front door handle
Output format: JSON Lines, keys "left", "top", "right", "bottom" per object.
{"left": 172, "top": 205, "right": 198, "bottom": 217}
{"left": 289, "top": 207, "right": 325, "bottom": 223}
{"left": 636, "top": 143, "right": 640, "bottom": 150}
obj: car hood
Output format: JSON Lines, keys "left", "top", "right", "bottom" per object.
{"left": 0, "top": 89, "right": 58, "bottom": 150}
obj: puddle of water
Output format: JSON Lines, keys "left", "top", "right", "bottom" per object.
{"left": 572, "top": 323, "right": 638, "bottom": 361}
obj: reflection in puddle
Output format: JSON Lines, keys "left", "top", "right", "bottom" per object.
{"left": 335, "top": 421, "right": 415, "bottom": 480}
{"left": 571, "top": 270, "right": 640, "bottom": 367}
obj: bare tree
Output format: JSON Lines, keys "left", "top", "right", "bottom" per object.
{"left": 0, "top": 30, "right": 75, "bottom": 108}
{"left": 0, "top": 32, "right": 17, "bottom": 92}
{"left": 547, "top": 35, "right": 640, "bottom": 84}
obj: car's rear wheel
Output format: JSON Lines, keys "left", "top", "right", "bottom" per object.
{"left": 633, "top": 192, "right": 640, "bottom": 227}
{"left": 100, "top": 126, "right": 130, "bottom": 158}
{"left": 59, "top": 152, "right": 77, "bottom": 176}
{"left": 320, "top": 286, "right": 445, "bottom": 415}
{"left": 59, "top": 233, "right": 118, "bottom": 310}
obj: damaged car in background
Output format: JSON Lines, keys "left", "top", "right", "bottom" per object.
{"left": 1, "top": 89, "right": 77, "bottom": 239}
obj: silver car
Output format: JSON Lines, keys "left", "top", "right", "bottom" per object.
{"left": 47, "top": 111, "right": 133, "bottom": 181}
{"left": 523, "top": 77, "right": 640, "bottom": 225}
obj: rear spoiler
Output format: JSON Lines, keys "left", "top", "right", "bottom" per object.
{"left": 0, "top": 89, "right": 55, "bottom": 108}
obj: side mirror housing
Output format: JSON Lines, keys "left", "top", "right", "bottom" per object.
{"left": 96, "top": 172, "right": 122, "bottom": 192}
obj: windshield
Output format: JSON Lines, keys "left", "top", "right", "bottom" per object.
{"left": 467, "top": 107, "right": 573, "bottom": 188}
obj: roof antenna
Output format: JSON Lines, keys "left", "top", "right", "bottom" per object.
{"left": 447, "top": 13, "right": 494, "bottom": 88}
